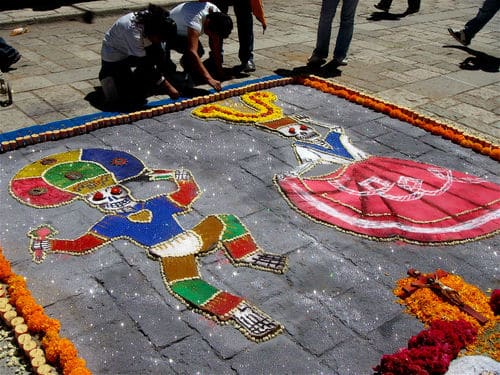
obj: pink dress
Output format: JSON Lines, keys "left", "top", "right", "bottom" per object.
{"left": 277, "top": 156, "right": 500, "bottom": 243}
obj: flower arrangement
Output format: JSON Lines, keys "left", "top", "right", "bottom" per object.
{"left": 192, "top": 91, "right": 284, "bottom": 124}
{"left": 0, "top": 247, "right": 91, "bottom": 375}
{"left": 297, "top": 76, "right": 500, "bottom": 162}
{"left": 393, "top": 272, "right": 499, "bottom": 362}
{"left": 373, "top": 319, "right": 477, "bottom": 375}
{"left": 394, "top": 273, "right": 497, "bottom": 336}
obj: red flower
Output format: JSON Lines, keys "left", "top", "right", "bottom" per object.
{"left": 490, "top": 289, "right": 500, "bottom": 315}
{"left": 374, "top": 320, "right": 477, "bottom": 375}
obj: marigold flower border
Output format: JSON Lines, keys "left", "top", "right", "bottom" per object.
{"left": 297, "top": 75, "right": 500, "bottom": 162}
{"left": 0, "top": 247, "right": 91, "bottom": 375}
{"left": 0, "top": 74, "right": 496, "bottom": 373}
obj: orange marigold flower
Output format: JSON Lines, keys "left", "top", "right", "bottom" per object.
{"left": 58, "top": 338, "right": 78, "bottom": 358}
{"left": 42, "top": 316, "right": 62, "bottom": 332}
{"left": 7, "top": 274, "right": 27, "bottom": 288}
{"left": 15, "top": 294, "right": 37, "bottom": 312}
{"left": 388, "top": 109, "right": 402, "bottom": 118}
{"left": 63, "top": 358, "right": 89, "bottom": 375}
{"left": 461, "top": 139, "right": 474, "bottom": 148}
{"left": 66, "top": 365, "right": 92, "bottom": 375}
{"left": 21, "top": 300, "right": 43, "bottom": 316}
{"left": 0, "top": 257, "right": 12, "bottom": 280}
{"left": 371, "top": 102, "right": 385, "bottom": 112}
{"left": 478, "top": 146, "right": 491, "bottom": 156}
{"left": 337, "top": 90, "right": 349, "bottom": 98}
{"left": 471, "top": 142, "right": 483, "bottom": 152}
{"left": 43, "top": 339, "right": 61, "bottom": 363}
{"left": 491, "top": 148, "right": 500, "bottom": 161}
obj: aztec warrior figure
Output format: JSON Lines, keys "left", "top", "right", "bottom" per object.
{"left": 10, "top": 148, "right": 287, "bottom": 341}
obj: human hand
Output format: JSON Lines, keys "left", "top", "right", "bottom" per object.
{"left": 164, "top": 81, "right": 180, "bottom": 99}
{"left": 207, "top": 78, "right": 222, "bottom": 91}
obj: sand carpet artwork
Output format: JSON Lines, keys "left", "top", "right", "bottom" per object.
{"left": 0, "top": 75, "right": 498, "bottom": 373}
{"left": 191, "top": 86, "right": 500, "bottom": 245}
{"left": 9, "top": 148, "right": 287, "bottom": 342}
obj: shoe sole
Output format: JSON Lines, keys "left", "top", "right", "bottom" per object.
{"left": 374, "top": 4, "right": 390, "bottom": 11}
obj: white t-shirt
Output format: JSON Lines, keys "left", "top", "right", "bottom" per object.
{"left": 101, "top": 12, "right": 152, "bottom": 62}
{"left": 169, "top": 2, "right": 220, "bottom": 37}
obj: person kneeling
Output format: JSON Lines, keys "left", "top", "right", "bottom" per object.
{"left": 99, "top": 4, "right": 179, "bottom": 109}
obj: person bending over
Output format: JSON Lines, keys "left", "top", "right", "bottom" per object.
{"left": 168, "top": 1, "right": 233, "bottom": 92}
{"left": 99, "top": 4, "right": 179, "bottom": 109}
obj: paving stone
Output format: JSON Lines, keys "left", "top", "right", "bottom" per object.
{"left": 9, "top": 76, "right": 55, "bottom": 92}
{"left": 375, "top": 87, "right": 430, "bottom": 108}
{"left": 375, "top": 130, "right": 435, "bottom": 158}
{"left": 367, "top": 314, "right": 424, "bottom": 355}
{"left": 181, "top": 310, "right": 253, "bottom": 359}
{"left": 380, "top": 70, "right": 420, "bottom": 84}
{"left": 404, "top": 75, "right": 475, "bottom": 98}
{"left": 44, "top": 66, "right": 98, "bottom": 85}
{"left": 13, "top": 96, "right": 55, "bottom": 117}
{"left": 231, "top": 336, "right": 331, "bottom": 375}
{"left": 94, "top": 262, "right": 194, "bottom": 347}
{"left": 451, "top": 102, "right": 499, "bottom": 124}
{"left": 448, "top": 69, "right": 500, "bottom": 87}
{"left": 0, "top": 108, "right": 36, "bottom": 131}
{"left": 268, "top": 292, "right": 354, "bottom": 356}
{"left": 320, "top": 336, "right": 382, "bottom": 375}
{"left": 161, "top": 336, "right": 235, "bottom": 374}
{"left": 203, "top": 253, "right": 290, "bottom": 304}
{"left": 74, "top": 317, "right": 171, "bottom": 374}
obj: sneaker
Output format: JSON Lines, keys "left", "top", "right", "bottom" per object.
{"left": 374, "top": 3, "right": 390, "bottom": 11}
{"left": 332, "top": 57, "right": 348, "bottom": 66}
{"left": 241, "top": 60, "right": 256, "bottom": 73}
{"left": 448, "top": 28, "right": 470, "bottom": 46}
{"left": 307, "top": 54, "right": 326, "bottom": 68}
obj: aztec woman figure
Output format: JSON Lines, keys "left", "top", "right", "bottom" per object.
{"left": 9, "top": 148, "right": 287, "bottom": 341}
{"left": 193, "top": 91, "right": 500, "bottom": 244}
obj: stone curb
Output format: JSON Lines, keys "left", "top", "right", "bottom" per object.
{"left": 0, "top": 1, "right": 181, "bottom": 28}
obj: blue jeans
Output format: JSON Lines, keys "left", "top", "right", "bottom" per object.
{"left": 313, "top": 0, "right": 360, "bottom": 61}
{"left": 0, "top": 37, "right": 19, "bottom": 69}
{"left": 463, "top": 0, "right": 500, "bottom": 40}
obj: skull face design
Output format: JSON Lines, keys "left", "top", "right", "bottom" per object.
{"left": 277, "top": 124, "right": 318, "bottom": 140}
{"left": 85, "top": 185, "right": 135, "bottom": 212}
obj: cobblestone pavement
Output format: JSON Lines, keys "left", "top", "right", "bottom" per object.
{"left": 0, "top": 0, "right": 499, "bottom": 144}
{"left": 0, "top": 1, "right": 498, "bottom": 375}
